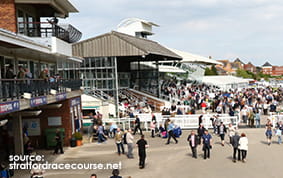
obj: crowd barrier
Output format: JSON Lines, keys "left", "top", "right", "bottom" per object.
{"left": 119, "top": 113, "right": 239, "bottom": 130}
{"left": 269, "top": 114, "right": 283, "bottom": 127}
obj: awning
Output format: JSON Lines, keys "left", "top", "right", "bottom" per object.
{"left": 158, "top": 65, "right": 186, "bottom": 73}
{"left": 82, "top": 106, "right": 100, "bottom": 110}
{"left": 168, "top": 48, "right": 222, "bottom": 65}
{"left": 132, "top": 62, "right": 186, "bottom": 73}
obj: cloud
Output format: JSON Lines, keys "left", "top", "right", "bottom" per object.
{"left": 66, "top": 0, "right": 283, "bottom": 66}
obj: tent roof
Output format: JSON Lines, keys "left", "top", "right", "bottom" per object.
{"left": 202, "top": 75, "right": 250, "bottom": 85}
{"left": 167, "top": 48, "right": 222, "bottom": 65}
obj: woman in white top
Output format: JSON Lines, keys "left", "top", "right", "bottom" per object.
{"left": 238, "top": 133, "right": 248, "bottom": 163}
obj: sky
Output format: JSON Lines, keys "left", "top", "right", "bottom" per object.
{"left": 63, "top": 0, "right": 283, "bottom": 66}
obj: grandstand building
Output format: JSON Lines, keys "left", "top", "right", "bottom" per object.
{"left": 73, "top": 18, "right": 222, "bottom": 113}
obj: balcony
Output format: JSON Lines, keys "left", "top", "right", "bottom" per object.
{"left": 18, "top": 22, "right": 82, "bottom": 43}
{"left": 0, "top": 79, "right": 82, "bottom": 102}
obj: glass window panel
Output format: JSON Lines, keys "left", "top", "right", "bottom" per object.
{"left": 85, "top": 58, "right": 90, "bottom": 67}
{"left": 103, "top": 80, "right": 107, "bottom": 89}
{"left": 17, "top": 10, "right": 25, "bottom": 32}
{"left": 96, "top": 58, "right": 101, "bottom": 67}
{"left": 108, "top": 69, "right": 113, "bottom": 78}
{"left": 97, "top": 80, "right": 102, "bottom": 89}
{"left": 91, "top": 58, "right": 95, "bottom": 67}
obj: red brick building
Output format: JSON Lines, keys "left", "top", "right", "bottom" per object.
{"left": 0, "top": 0, "right": 17, "bottom": 32}
{"left": 262, "top": 62, "right": 273, "bottom": 75}
{"left": 0, "top": 0, "right": 83, "bottom": 157}
{"left": 272, "top": 66, "right": 283, "bottom": 76}
{"left": 244, "top": 62, "right": 257, "bottom": 73}
{"left": 261, "top": 62, "right": 283, "bottom": 76}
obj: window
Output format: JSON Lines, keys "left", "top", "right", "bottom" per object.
{"left": 17, "top": 10, "right": 25, "bottom": 33}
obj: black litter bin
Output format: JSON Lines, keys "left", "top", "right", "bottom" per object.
{"left": 70, "top": 137, "right": 77, "bottom": 147}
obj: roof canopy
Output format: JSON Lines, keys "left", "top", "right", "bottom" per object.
{"left": 73, "top": 31, "right": 182, "bottom": 61}
{"left": 0, "top": 28, "right": 82, "bottom": 63}
{"left": 167, "top": 48, "right": 222, "bottom": 65}
{"left": 15, "top": 0, "right": 78, "bottom": 17}
{"left": 132, "top": 62, "right": 186, "bottom": 73}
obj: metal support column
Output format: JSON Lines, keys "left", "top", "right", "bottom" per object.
{"left": 138, "top": 60, "right": 141, "bottom": 91}
{"left": 114, "top": 57, "right": 120, "bottom": 123}
{"left": 156, "top": 60, "right": 160, "bottom": 98}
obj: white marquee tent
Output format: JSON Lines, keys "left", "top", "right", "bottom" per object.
{"left": 201, "top": 75, "right": 251, "bottom": 90}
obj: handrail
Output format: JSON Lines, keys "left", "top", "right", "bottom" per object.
{"left": 0, "top": 79, "right": 82, "bottom": 101}
{"left": 17, "top": 21, "right": 81, "bottom": 43}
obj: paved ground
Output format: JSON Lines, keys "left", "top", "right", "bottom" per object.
{"left": 15, "top": 126, "right": 283, "bottom": 178}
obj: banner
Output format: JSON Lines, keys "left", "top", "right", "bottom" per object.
{"left": 56, "top": 93, "right": 67, "bottom": 101}
{"left": 0, "top": 100, "right": 20, "bottom": 115}
{"left": 30, "top": 96, "right": 47, "bottom": 107}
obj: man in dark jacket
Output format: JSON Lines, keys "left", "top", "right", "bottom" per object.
{"left": 197, "top": 124, "right": 206, "bottom": 144}
{"left": 133, "top": 115, "right": 142, "bottom": 135}
{"left": 231, "top": 131, "right": 240, "bottom": 162}
{"left": 136, "top": 135, "right": 148, "bottom": 169}
{"left": 187, "top": 130, "right": 198, "bottom": 158}
{"left": 53, "top": 129, "right": 64, "bottom": 154}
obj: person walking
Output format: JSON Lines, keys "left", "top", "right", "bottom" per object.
{"left": 218, "top": 122, "right": 227, "bottom": 146}
{"left": 133, "top": 115, "right": 142, "bottom": 135}
{"left": 90, "top": 174, "right": 97, "bottom": 178}
{"left": 0, "top": 163, "right": 13, "bottom": 178}
{"left": 275, "top": 122, "right": 282, "bottom": 144}
{"left": 241, "top": 106, "right": 248, "bottom": 124}
{"left": 277, "top": 121, "right": 283, "bottom": 144}
{"left": 114, "top": 128, "right": 125, "bottom": 155}
{"left": 231, "top": 131, "right": 240, "bottom": 162}
{"left": 53, "top": 129, "right": 63, "bottom": 154}
{"left": 265, "top": 119, "right": 273, "bottom": 146}
{"left": 228, "top": 123, "right": 235, "bottom": 144}
{"left": 150, "top": 119, "right": 156, "bottom": 138}
{"left": 202, "top": 130, "right": 212, "bottom": 160}
{"left": 166, "top": 121, "right": 178, "bottom": 144}
{"left": 136, "top": 135, "right": 148, "bottom": 169}
{"left": 110, "top": 169, "right": 122, "bottom": 178}
{"left": 126, "top": 129, "right": 134, "bottom": 158}
{"left": 255, "top": 110, "right": 261, "bottom": 128}
{"left": 238, "top": 133, "right": 248, "bottom": 163}
{"left": 187, "top": 130, "right": 198, "bottom": 159}
{"left": 197, "top": 124, "right": 206, "bottom": 144}
{"left": 97, "top": 124, "right": 106, "bottom": 143}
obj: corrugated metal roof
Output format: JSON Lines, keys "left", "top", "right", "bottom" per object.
{"left": 73, "top": 31, "right": 181, "bottom": 60}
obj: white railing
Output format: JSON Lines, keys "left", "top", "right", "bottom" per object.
{"left": 269, "top": 114, "right": 283, "bottom": 127}
{"left": 119, "top": 113, "right": 239, "bottom": 130}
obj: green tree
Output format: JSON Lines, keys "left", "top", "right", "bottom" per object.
{"left": 236, "top": 69, "right": 253, "bottom": 79}
{"left": 211, "top": 65, "right": 218, "bottom": 75}
{"left": 204, "top": 65, "right": 218, "bottom": 75}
